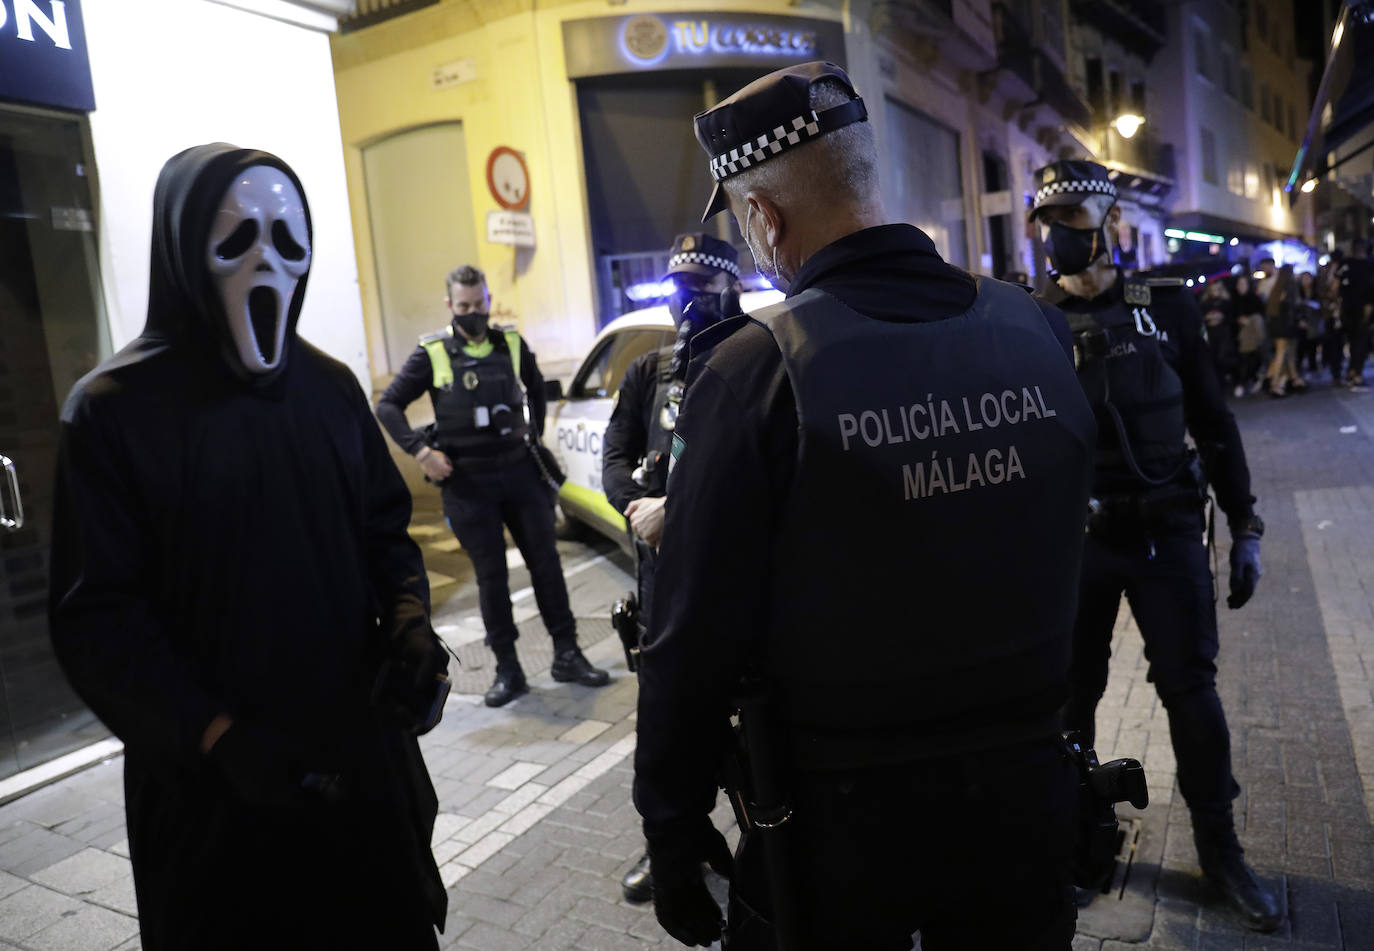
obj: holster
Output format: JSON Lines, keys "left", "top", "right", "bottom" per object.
{"left": 1063, "top": 732, "right": 1148, "bottom": 891}
{"left": 1088, "top": 451, "right": 1206, "bottom": 538}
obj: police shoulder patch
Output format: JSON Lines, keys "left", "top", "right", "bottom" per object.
{"left": 668, "top": 433, "right": 685, "bottom": 478}
{"left": 418, "top": 329, "right": 449, "bottom": 345}
{"left": 1123, "top": 281, "right": 1152, "bottom": 306}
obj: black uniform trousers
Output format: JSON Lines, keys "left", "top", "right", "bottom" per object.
{"left": 1345, "top": 311, "right": 1371, "bottom": 380}
{"left": 1062, "top": 517, "right": 1240, "bottom": 815}
{"left": 440, "top": 455, "right": 576, "bottom": 654}
{"left": 725, "top": 737, "right": 1079, "bottom": 951}
{"left": 634, "top": 538, "right": 658, "bottom": 639}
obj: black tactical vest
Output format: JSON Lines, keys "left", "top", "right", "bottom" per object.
{"left": 753, "top": 280, "right": 1096, "bottom": 767}
{"left": 427, "top": 332, "right": 528, "bottom": 456}
{"left": 1067, "top": 282, "right": 1188, "bottom": 495}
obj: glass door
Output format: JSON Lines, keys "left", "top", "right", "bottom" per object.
{"left": 0, "top": 107, "right": 110, "bottom": 780}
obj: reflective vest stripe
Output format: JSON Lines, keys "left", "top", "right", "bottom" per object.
{"left": 421, "top": 330, "right": 522, "bottom": 389}
{"left": 422, "top": 339, "right": 453, "bottom": 389}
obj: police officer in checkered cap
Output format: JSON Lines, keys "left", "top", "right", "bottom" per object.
{"left": 602, "top": 233, "right": 742, "bottom": 904}
{"left": 1031, "top": 159, "right": 1279, "bottom": 931}
{"left": 633, "top": 61, "right": 1100, "bottom": 949}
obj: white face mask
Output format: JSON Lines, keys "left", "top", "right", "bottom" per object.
{"left": 205, "top": 165, "right": 311, "bottom": 375}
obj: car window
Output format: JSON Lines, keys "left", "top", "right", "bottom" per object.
{"left": 570, "top": 329, "right": 672, "bottom": 399}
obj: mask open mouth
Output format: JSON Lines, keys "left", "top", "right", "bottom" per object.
{"left": 248, "top": 285, "right": 280, "bottom": 364}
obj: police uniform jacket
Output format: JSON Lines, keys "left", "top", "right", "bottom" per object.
{"left": 633, "top": 224, "right": 1094, "bottom": 834}
{"left": 376, "top": 328, "right": 547, "bottom": 460}
{"left": 603, "top": 345, "right": 676, "bottom": 514}
{"left": 1045, "top": 272, "right": 1256, "bottom": 530}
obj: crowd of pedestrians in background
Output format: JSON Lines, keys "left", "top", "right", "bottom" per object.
{"left": 1199, "top": 242, "right": 1374, "bottom": 397}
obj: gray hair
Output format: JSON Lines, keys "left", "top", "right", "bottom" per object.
{"left": 445, "top": 264, "right": 486, "bottom": 296}
{"left": 721, "top": 78, "right": 880, "bottom": 213}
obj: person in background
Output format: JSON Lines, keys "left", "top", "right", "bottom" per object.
{"left": 1295, "top": 271, "right": 1322, "bottom": 378}
{"left": 1232, "top": 275, "right": 1267, "bottom": 397}
{"left": 1200, "top": 279, "right": 1236, "bottom": 389}
{"left": 1264, "top": 265, "right": 1305, "bottom": 397}
{"left": 1320, "top": 252, "right": 1346, "bottom": 384}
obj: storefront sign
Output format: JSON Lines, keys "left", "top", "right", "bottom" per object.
{"left": 0, "top": 0, "right": 94, "bottom": 112}
{"left": 487, "top": 210, "right": 535, "bottom": 248}
{"left": 563, "top": 12, "right": 845, "bottom": 79}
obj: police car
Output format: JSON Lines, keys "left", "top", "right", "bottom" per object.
{"left": 546, "top": 290, "right": 783, "bottom": 550}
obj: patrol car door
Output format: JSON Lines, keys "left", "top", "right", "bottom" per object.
{"left": 554, "top": 328, "right": 672, "bottom": 532}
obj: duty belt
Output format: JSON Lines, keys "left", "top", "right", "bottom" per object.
{"left": 1087, "top": 481, "right": 1203, "bottom": 533}
{"left": 446, "top": 444, "right": 529, "bottom": 473}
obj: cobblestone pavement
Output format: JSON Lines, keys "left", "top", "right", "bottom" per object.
{"left": 2, "top": 382, "right": 1374, "bottom": 950}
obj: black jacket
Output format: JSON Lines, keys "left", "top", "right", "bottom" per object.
{"left": 1046, "top": 272, "right": 1256, "bottom": 528}
{"left": 48, "top": 144, "right": 445, "bottom": 947}
{"left": 602, "top": 347, "right": 674, "bottom": 514}
{"left": 633, "top": 225, "right": 1078, "bottom": 834}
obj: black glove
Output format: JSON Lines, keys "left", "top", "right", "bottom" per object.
{"left": 646, "top": 817, "right": 733, "bottom": 947}
{"left": 1227, "top": 532, "right": 1262, "bottom": 609}
{"left": 207, "top": 722, "right": 310, "bottom": 809}
{"left": 373, "top": 614, "right": 451, "bottom": 735}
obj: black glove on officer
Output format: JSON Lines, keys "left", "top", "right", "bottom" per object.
{"left": 373, "top": 610, "right": 452, "bottom": 735}
{"left": 647, "top": 816, "right": 733, "bottom": 947}
{"left": 1227, "top": 519, "right": 1264, "bottom": 610}
{"left": 207, "top": 721, "right": 312, "bottom": 809}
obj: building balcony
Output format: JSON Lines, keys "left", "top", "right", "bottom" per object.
{"left": 1068, "top": 0, "right": 1166, "bottom": 61}
{"left": 339, "top": 0, "right": 435, "bottom": 32}
{"left": 1092, "top": 119, "right": 1174, "bottom": 201}
{"left": 983, "top": 1, "right": 1092, "bottom": 129}
{"left": 868, "top": 0, "right": 998, "bottom": 71}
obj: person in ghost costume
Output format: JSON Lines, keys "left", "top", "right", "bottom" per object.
{"left": 48, "top": 144, "right": 449, "bottom": 950}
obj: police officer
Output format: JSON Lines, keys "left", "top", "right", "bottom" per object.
{"left": 603, "top": 234, "right": 742, "bottom": 903}
{"left": 633, "top": 62, "right": 1097, "bottom": 949}
{"left": 1031, "top": 160, "right": 1278, "bottom": 931}
{"left": 377, "top": 265, "right": 609, "bottom": 707}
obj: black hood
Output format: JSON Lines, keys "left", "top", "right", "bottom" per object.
{"left": 145, "top": 143, "right": 312, "bottom": 385}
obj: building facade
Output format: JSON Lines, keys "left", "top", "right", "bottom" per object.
{"left": 329, "top": 0, "right": 1093, "bottom": 382}
{"left": 0, "top": 0, "right": 364, "bottom": 785}
{"left": 1148, "top": 0, "right": 1314, "bottom": 270}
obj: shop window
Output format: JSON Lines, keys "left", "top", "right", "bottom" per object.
{"left": 1194, "top": 27, "right": 1211, "bottom": 80}
{"left": 1085, "top": 57, "right": 1105, "bottom": 112}
{"left": 577, "top": 72, "right": 756, "bottom": 327}
{"left": 1201, "top": 127, "right": 1219, "bottom": 185}
{"left": 1130, "top": 80, "right": 1146, "bottom": 115}
{"left": 885, "top": 98, "right": 968, "bottom": 268}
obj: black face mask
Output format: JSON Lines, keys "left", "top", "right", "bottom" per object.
{"left": 452, "top": 312, "right": 489, "bottom": 340}
{"left": 667, "top": 289, "right": 740, "bottom": 378}
{"left": 1045, "top": 217, "right": 1109, "bottom": 276}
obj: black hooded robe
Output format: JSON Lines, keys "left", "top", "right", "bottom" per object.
{"left": 48, "top": 145, "right": 446, "bottom": 949}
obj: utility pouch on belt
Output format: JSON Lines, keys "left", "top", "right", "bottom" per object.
{"left": 1063, "top": 732, "right": 1148, "bottom": 891}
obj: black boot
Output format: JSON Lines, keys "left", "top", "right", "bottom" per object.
{"left": 551, "top": 645, "right": 610, "bottom": 687}
{"left": 621, "top": 852, "right": 652, "bottom": 903}
{"left": 1193, "top": 812, "right": 1282, "bottom": 932}
{"left": 484, "top": 654, "right": 528, "bottom": 708}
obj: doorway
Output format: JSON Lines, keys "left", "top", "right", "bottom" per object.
{"left": 362, "top": 123, "right": 480, "bottom": 375}
{"left": 0, "top": 107, "right": 110, "bottom": 780}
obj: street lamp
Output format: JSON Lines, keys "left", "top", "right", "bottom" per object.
{"left": 1113, "top": 114, "right": 1145, "bottom": 139}
{"left": 1301, "top": 178, "right": 1318, "bottom": 193}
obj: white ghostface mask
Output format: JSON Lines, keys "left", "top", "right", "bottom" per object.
{"left": 205, "top": 165, "right": 310, "bottom": 375}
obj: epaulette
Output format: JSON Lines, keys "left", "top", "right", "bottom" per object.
{"left": 418, "top": 329, "right": 451, "bottom": 345}
{"left": 1144, "top": 276, "right": 1188, "bottom": 296}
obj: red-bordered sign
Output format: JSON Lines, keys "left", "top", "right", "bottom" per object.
{"left": 486, "top": 147, "right": 530, "bottom": 211}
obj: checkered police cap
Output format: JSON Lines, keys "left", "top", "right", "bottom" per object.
{"left": 1030, "top": 160, "right": 1118, "bottom": 219}
{"left": 694, "top": 62, "right": 868, "bottom": 222}
{"left": 663, "top": 233, "right": 741, "bottom": 280}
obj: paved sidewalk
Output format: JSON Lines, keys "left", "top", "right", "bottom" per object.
{"left": 2, "top": 382, "right": 1374, "bottom": 949}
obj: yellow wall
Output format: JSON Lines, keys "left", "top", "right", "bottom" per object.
{"left": 331, "top": 0, "right": 842, "bottom": 385}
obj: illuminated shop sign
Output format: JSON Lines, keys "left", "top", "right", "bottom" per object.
{"left": 565, "top": 12, "right": 844, "bottom": 79}
{"left": 0, "top": 0, "right": 94, "bottom": 112}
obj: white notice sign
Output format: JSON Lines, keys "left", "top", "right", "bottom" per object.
{"left": 487, "top": 211, "right": 536, "bottom": 248}
{"left": 432, "top": 59, "right": 477, "bottom": 90}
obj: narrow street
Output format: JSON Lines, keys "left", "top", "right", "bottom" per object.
{"left": 1, "top": 383, "right": 1373, "bottom": 950}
